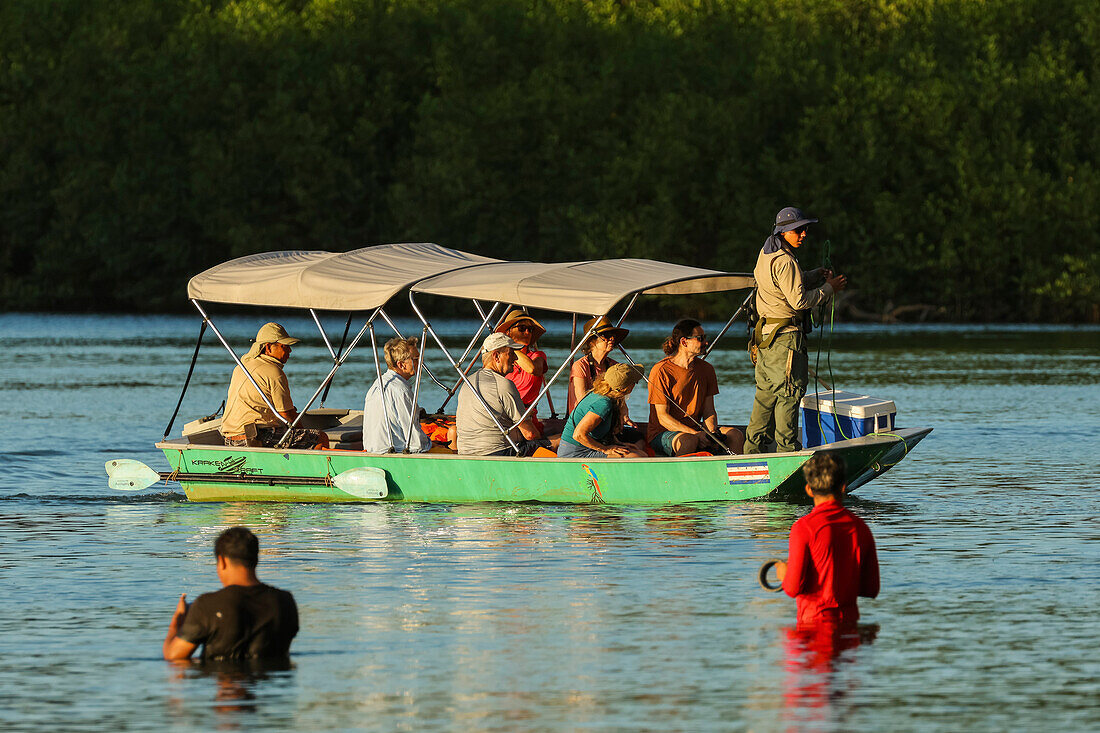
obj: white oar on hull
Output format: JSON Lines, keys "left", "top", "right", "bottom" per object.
{"left": 105, "top": 459, "right": 388, "bottom": 500}
{"left": 330, "top": 467, "right": 388, "bottom": 499}
{"left": 105, "top": 459, "right": 163, "bottom": 491}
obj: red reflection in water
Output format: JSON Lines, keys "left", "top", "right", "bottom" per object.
{"left": 781, "top": 622, "right": 879, "bottom": 725}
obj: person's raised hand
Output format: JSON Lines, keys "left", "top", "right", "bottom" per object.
{"left": 827, "top": 274, "right": 848, "bottom": 292}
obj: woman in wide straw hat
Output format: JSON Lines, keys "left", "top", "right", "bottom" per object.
{"left": 496, "top": 308, "right": 551, "bottom": 435}
{"left": 558, "top": 363, "right": 648, "bottom": 459}
{"left": 567, "top": 316, "right": 629, "bottom": 414}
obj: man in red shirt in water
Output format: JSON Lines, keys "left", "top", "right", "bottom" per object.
{"left": 776, "top": 452, "right": 879, "bottom": 625}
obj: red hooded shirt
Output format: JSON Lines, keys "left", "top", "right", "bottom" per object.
{"left": 783, "top": 500, "right": 880, "bottom": 625}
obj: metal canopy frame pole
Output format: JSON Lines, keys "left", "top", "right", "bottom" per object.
{"left": 191, "top": 299, "right": 291, "bottom": 427}
{"left": 569, "top": 313, "right": 578, "bottom": 358}
{"left": 409, "top": 292, "right": 519, "bottom": 453}
{"left": 406, "top": 323, "right": 430, "bottom": 453}
{"left": 435, "top": 301, "right": 504, "bottom": 414}
{"left": 614, "top": 293, "right": 641, "bottom": 327}
{"left": 367, "top": 321, "right": 395, "bottom": 453}
{"left": 319, "top": 313, "right": 354, "bottom": 407}
{"left": 510, "top": 319, "right": 601, "bottom": 429}
{"left": 274, "top": 307, "right": 380, "bottom": 447}
{"left": 375, "top": 310, "right": 450, "bottom": 393}
{"left": 309, "top": 308, "right": 338, "bottom": 360}
{"left": 704, "top": 290, "right": 755, "bottom": 359}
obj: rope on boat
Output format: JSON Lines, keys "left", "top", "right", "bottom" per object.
{"left": 871, "top": 431, "right": 911, "bottom": 469}
{"left": 813, "top": 240, "right": 850, "bottom": 443}
{"left": 163, "top": 319, "right": 208, "bottom": 440}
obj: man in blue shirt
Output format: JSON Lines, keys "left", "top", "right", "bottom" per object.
{"left": 363, "top": 337, "right": 433, "bottom": 453}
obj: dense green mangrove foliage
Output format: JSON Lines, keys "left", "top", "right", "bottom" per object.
{"left": 2, "top": 0, "right": 1098, "bottom": 320}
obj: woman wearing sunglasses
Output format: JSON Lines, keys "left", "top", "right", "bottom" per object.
{"left": 496, "top": 309, "right": 551, "bottom": 437}
{"left": 567, "top": 316, "right": 630, "bottom": 414}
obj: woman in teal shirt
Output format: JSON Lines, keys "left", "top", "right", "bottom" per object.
{"left": 558, "top": 363, "right": 648, "bottom": 459}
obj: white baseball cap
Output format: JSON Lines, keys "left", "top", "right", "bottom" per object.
{"left": 480, "top": 332, "right": 523, "bottom": 355}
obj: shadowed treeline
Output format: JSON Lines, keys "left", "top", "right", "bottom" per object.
{"left": 1, "top": 0, "right": 1098, "bottom": 320}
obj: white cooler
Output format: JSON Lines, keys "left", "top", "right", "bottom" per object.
{"left": 801, "top": 390, "right": 896, "bottom": 447}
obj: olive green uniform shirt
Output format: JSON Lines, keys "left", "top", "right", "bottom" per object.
{"left": 753, "top": 245, "right": 833, "bottom": 335}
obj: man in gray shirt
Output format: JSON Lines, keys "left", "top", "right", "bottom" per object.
{"left": 456, "top": 333, "right": 548, "bottom": 456}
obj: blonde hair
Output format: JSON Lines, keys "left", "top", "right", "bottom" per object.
{"left": 589, "top": 375, "right": 627, "bottom": 432}
{"left": 383, "top": 337, "right": 419, "bottom": 370}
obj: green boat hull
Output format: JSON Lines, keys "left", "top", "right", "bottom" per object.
{"left": 155, "top": 428, "right": 930, "bottom": 504}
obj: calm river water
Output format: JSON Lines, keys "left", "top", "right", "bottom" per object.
{"left": 2, "top": 313, "right": 1098, "bottom": 731}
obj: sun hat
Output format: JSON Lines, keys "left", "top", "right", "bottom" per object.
{"left": 255, "top": 322, "right": 300, "bottom": 346}
{"left": 603, "top": 362, "right": 645, "bottom": 392}
{"left": 480, "top": 332, "right": 523, "bottom": 355}
{"left": 246, "top": 322, "right": 299, "bottom": 359}
{"left": 772, "top": 206, "right": 818, "bottom": 234}
{"left": 582, "top": 316, "right": 629, "bottom": 345}
{"left": 497, "top": 309, "right": 546, "bottom": 340}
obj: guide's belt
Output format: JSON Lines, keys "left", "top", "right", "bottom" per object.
{"left": 752, "top": 317, "right": 795, "bottom": 350}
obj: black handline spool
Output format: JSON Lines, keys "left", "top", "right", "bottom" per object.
{"left": 758, "top": 560, "right": 783, "bottom": 592}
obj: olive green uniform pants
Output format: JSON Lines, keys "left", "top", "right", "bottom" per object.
{"left": 744, "top": 331, "right": 807, "bottom": 454}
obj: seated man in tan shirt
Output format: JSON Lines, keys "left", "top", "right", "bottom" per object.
{"left": 219, "top": 322, "right": 327, "bottom": 449}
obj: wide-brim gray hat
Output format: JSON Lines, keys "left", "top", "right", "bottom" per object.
{"left": 773, "top": 206, "right": 818, "bottom": 234}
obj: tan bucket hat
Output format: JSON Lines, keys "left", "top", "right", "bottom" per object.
{"left": 603, "top": 362, "right": 645, "bottom": 392}
{"left": 582, "top": 316, "right": 629, "bottom": 345}
{"left": 255, "top": 322, "right": 300, "bottom": 346}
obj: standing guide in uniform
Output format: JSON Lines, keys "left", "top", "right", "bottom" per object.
{"left": 743, "top": 207, "right": 848, "bottom": 454}
{"left": 163, "top": 527, "right": 299, "bottom": 661}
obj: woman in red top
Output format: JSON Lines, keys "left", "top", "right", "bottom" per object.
{"left": 497, "top": 309, "right": 549, "bottom": 435}
{"left": 777, "top": 452, "right": 880, "bottom": 626}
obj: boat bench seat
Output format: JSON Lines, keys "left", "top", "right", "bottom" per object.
{"left": 323, "top": 411, "right": 363, "bottom": 447}
{"left": 181, "top": 408, "right": 364, "bottom": 446}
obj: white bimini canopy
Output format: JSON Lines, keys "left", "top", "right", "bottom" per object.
{"left": 187, "top": 243, "right": 501, "bottom": 310}
{"left": 412, "top": 258, "right": 754, "bottom": 315}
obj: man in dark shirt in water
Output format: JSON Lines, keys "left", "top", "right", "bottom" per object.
{"left": 163, "top": 526, "right": 298, "bottom": 661}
